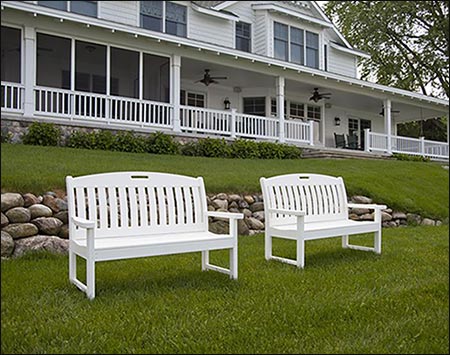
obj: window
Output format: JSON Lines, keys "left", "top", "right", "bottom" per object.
{"left": 71, "top": 1, "right": 97, "bottom": 17}
{"left": 140, "top": 1, "right": 187, "bottom": 38}
{"left": 166, "top": 2, "right": 187, "bottom": 37}
{"left": 38, "top": 1, "right": 97, "bottom": 17}
{"left": 38, "top": 1, "right": 67, "bottom": 11}
{"left": 140, "top": 1, "right": 163, "bottom": 32}
{"left": 306, "top": 32, "right": 319, "bottom": 68}
{"left": 274, "top": 22, "right": 288, "bottom": 61}
{"left": 290, "top": 102, "right": 304, "bottom": 119}
{"left": 243, "top": 97, "right": 266, "bottom": 117}
{"left": 37, "top": 33, "right": 71, "bottom": 89}
{"left": 236, "top": 22, "right": 251, "bottom": 52}
{"left": 75, "top": 40, "right": 106, "bottom": 94}
{"left": 324, "top": 44, "right": 328, "bottom": 71}
{"left": 143, "top": 53, "right": 170, "bottom": 102}
{"left": 273, "top": 22, "right": 319, "bottom": 69}
{"left": 307, "top": 105, "right": 321, "bottom": 120}
{"left": 1, "top": 26, "right": 21, "bottom": 83}
{"left": 187, "top": 92, "right": 205, "bottom": 108}
{"left": 110, "top": 47, "right": 139, "bottom": 98}
{"left": 270, "top": 98, "right": 287, "bottom": 117}
{"left": 290, "top": 27, "right": 304, "bottom": 65}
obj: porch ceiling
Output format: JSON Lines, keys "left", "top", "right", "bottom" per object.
{"left": 182, "top": 58, "right": 446, "bottom": 122}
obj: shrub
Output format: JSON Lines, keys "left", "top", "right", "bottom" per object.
{"left": 393, "top": 153, "right": 430, "bottom": 163}
{"left": 146, "top": 132, "right": 180, "bottom": 155}
{"left": 230, "top": 139, "right": 260, "bottom": 159}
{"left": 112, "top": 131, "right": 147, "bottom": 153}
{"left": 22, "top": 122, "right": 60, "bottom": 146}
{"left": 67, "top": 130, "right": 93, "bottom": 149}
{"left": 1, "top": 130, "right": 12, "bottom": 143}
{"left": 183, "top": 138, "right": 231, "bottom": 158}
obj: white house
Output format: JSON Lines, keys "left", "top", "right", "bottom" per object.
{"left": 1, "top": 1, "right": 449, "bottom": 160}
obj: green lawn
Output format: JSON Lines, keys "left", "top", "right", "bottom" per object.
{"left": 1, "top": 226, "right": 448, "bottom": 354}
{"left": 1, "top": 143, "right": 449, "bottom": 219}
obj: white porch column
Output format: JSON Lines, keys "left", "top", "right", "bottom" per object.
{"left": 276, "top": 76, "right": 285, "bottom": 143}
{"left": 23, "top": 27, "right": 36, "bottom": 117}
{"left": 171, "top": 54, "right": 181, "bottom": 132}
{"left": 384, "top": 99, "right": 392, "bottom": 153}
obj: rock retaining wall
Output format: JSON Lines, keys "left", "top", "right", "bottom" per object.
{"left": 1, "top": 191, "right": 444, "bottom": 259}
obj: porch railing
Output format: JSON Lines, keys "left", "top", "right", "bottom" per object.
{"left": 1, "top": 81, "right": 24, "bottom": 113}
{"left": 2, "top": 84, "right": 315, "bottom": 146}
{"left": 365, "top": 130, "right": 449, "bottom": 160}
{"left": 34, "top": 86, "right": 173, "bottom": 128}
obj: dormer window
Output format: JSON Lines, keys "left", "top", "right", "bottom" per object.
{"left": 140, "top": 1, "right": 187, "bottom": 38}
{"left": 38, "top": 1, "right": 97, "bottom": 17}
{"left": 274, "top": 21, "right": 319, "bottom": 69}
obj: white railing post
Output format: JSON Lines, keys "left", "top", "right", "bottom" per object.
{"left": 384, "top": 99, "right": 392, "bottom": 154}
{"left": 23, "top": 27, "right": 36, "bottom": 117}
{"left": 309, "top": 120, "right": 314, "bottom": 146}
{"left": 276, "top": 76, "right": 285, "bottom": 143}
{"left": 171, "top": 55, "right": 181, "bottom": 132}
{"left": 230, "top": 108, "right": 236, "bottom": 139}
{"left": 364, "top": 129, "right": 371, "bottom": 152}
{"left": 420, "top": 136, "right": 425, "bottom": 157}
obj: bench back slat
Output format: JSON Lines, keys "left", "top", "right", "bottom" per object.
{"left": 261, "top": 174, "right": 348, "bottom": 224}
{"left": 67, "top": 172, "right": 208, "bottom": 239}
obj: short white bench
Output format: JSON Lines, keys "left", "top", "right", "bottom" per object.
{"left": 66, "top": 172, "right": 243, "bottom": 299}
{"left": 260, "top": 173, "right": 386, "bottom": 268}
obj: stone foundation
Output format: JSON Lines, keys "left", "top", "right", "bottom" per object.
{"left": 1, "top": 191, "right": 444, "bottom": 259}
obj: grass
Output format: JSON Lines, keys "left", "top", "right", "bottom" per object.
{"left": 1, "top": 143, "right": 449, "bottom": 220}
{"left": 1, "top": 226, "right": 448, "bottom": 354}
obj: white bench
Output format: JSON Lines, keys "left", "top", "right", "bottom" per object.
{"left": 66, "top": 172, "right": 243, "bottom": 299}
{"left": 260, "top": 173, "right": 386, "bottom": 268}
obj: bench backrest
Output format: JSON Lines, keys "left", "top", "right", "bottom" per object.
{"left": 66, "top": 172, "right": 208, "bottom": 239}
{"left": 260, "top": 173, "right": 349, "bottom": 225}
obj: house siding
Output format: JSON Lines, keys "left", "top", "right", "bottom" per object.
{"left": 327, "top": 47, "right": 357, "bottom": 78}
{"left": 188, "top": 7, "right": 234, "bottom": 47}
{"left": 98, "top": 1, "right": 138, "bottom": 27}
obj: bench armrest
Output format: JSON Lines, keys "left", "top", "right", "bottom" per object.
{"left": 207, "top": 211, "right": 244, "bottom": 220}
{"left": 348, "top": 203, "right": 387, "bottom": 210}
{"left": 268, "top": 208, "right": 305, "bottom": 217}
{"left": 71, "top": 216, "right": 96, "bottom": 229}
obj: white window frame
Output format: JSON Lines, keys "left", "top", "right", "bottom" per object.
{"left": 139, "top": 1, "right": 188, "bottom": 38}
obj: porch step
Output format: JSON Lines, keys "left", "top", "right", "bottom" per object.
{"left": 301, "top": 148, "right": 391, "bottom": 160}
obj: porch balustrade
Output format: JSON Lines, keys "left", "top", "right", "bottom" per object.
{"left": 1, "top": 82, "right": 24, "bottom": 113}
{"left": 365, "top": 130, "right": 449, "bottom": 160}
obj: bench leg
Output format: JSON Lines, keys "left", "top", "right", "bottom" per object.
{"left": 230, "top": 246, "right": 238, "bottom": 279}
{"left": 265, "top": 231, "right": 272, "bottom": 261}
{"left": 86, "top": 257, "right": 95, "bottom": 300}
{"left": 342, "top": 235, "right": 349, "bottom": 249}
{"left": 296, "top": 238, "right": 305, "bottom": 268}
{"left": 374, "top": 229, "right": 382, "bottom": 254}
{"left": 201, "top": 250, "right": 209, "bottom": 271}
{"left": 69, "top": 250, "right": 76, "bottom": 283}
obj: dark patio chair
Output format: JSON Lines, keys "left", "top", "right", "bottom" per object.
{"left": 346, "top": 134, "right": 359, "bottom": 150}
{"left": 334, "top": 133, "right": 346, "bottom": 148}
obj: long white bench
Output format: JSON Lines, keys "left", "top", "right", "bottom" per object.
{"left": 66, "top": 172, "right": 243, "bottom": 299}
{"left": 260, "top": 173, "right": 386, "bottom": 268}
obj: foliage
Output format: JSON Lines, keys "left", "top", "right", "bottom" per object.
{"left": 146, "top": 132, "right": 180, "bottom": 155}
{"left": 183, "top": 137, "right": 231, "bottom": 158}
{"left": 397, "top": 117, "right": 448, "bottom": 142}
{"left": 1, "top": 130, "right": 12, "bottom": 144}
{"left": 111, "top": 131, "right": 147, "bottom": 153}
{"left": 22, "top": 122, "right": 60, "bottom": 146}
{"left": 229, "top": 139, "right": 261, "bottom": 159}
{"left": 393, "top": 153, "right": 431, "bottom": 163}
{"left": 1, "top": 226, "right": 449, "bottom": 354}
{"left": 325, "top": 1, "right": 449, "bottom": 98}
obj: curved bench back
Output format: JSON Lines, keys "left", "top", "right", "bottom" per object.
{"left": 66, "top": 172, "right": 207, "bottom": 239}
{"left": 260, "top": 173, "right": 349, "bottom": 225}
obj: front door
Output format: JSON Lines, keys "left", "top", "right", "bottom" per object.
{"left": 349, "top": 118, "right": 371, "bottom": 149}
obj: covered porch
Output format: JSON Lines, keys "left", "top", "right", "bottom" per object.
{"left": 1, "top": 25, "right": 448, "bottom": 160}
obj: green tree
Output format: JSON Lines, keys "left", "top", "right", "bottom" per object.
{"left": 325, "top": 1, "right": 449, "bottom": 98}
{"left": 324, "top": 1, "right": 449, "bottom": 141}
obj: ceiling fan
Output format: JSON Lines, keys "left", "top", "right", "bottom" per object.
{"left": 196, "top": 69, "right": 227, "bottom": 86}
{"left": 379, "top": 106, "right": 400, "bottom": 116}
{"left": 309, "top": 88, "right": 331, "bottom": 102}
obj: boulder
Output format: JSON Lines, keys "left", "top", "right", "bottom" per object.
{"left": 1, "top": 193, "right": 24, "bottom": 212}
{"left": 5, "top": 207, "right": 31, "bottom": 223}
{"left": 1, "top": 212, "right": 9, "bottom": 228}
{"left": 351, "top": 195, "right": 373, "bottom": 204}
{"left": 392, "top": 211, "right": 407, "bottom": 220}
{"left": 32, "top": 217, "right": 63, "bottom": 235}
{"left": 249, "top": 202, "right": 264, "bottom": 213}
{"left": 212, "top": 199, "right": 228, "bottom": 210}
{"left": 22, "top": 193, "right": 39, "bottom": 207}
{"left": 1, "top": 231, "right": 15, "bottom": 257}
{"left": 243, "top": 195, "right": 255, "bottom": 204}
{"left": 421, "top": 218, "right": 435, "bottom": 226}
{"left": 245, "top": 217, "right": 265, "bottom": 230}
{"left": 3, "top": 223, "right": 38, "bottom": 239}
{"left": 12, "top": 235, "right": 69, "bottom": 258}
{"left": 29, "top": 204, "right": 53, "bottom": 219}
